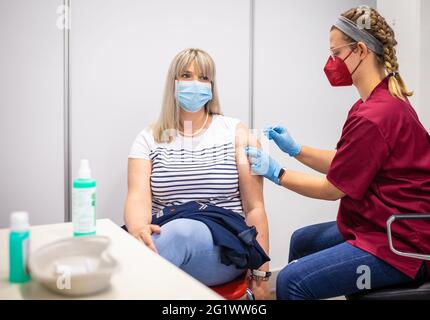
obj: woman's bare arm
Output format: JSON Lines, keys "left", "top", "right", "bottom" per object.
{"left": 236, "top": 122, "right": 271, "bottom": 299}
{"left": 235, "top": 123, "right": 269, "bottom": 272}
{"left": 124, "top": 158, "right": 160, "bottom": 252}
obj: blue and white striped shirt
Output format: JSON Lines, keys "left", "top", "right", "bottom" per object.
{"left": 128, "top": 115, "right": 244, "bottom": 217}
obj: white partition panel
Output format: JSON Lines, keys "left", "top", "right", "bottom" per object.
{"left": 0, "top": 0, "right": 65, "bottom": 227}
{"left": 70, "top": 0, "right": 251, "bottom": 225}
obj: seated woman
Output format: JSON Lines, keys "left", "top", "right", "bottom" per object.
{"left": 124, "top": 48, "right": 270, "bottom": 299}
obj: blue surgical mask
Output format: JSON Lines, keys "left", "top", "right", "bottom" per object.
{"left": 176, "top": 80, "right": 213, "bottom": 113}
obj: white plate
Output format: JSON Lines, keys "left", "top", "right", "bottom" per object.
{"left": 28, "top": 236, "right": 119, "bottom": 296}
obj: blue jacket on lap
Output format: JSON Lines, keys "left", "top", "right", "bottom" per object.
{"left": 151, "top": 201, "right": 270, "bottom": 270}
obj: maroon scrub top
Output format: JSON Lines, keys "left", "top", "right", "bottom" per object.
{"left": 327, "top": 77, "right": 430, "bottom": 279}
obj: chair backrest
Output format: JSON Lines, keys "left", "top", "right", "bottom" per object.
{"left": 387, "top": 214, "right": 430, "bottom": 261}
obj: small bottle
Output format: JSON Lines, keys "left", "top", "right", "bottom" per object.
{"left": 72, "top": 159, "right": 96, "bottom": 236}
{"left": 9, "top": 211, "right": 31, "bottom": 283}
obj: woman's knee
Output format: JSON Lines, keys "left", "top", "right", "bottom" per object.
{"left": 152, "top": 219, "right": 214, "bottom": 258}
{"left": 155, "top": 219, "right": 209, "bottom": 242}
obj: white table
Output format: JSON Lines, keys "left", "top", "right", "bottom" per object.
{"left": 0, "top": 219, "right": 222, "bottom": 300}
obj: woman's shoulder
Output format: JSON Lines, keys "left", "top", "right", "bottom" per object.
{"left": 133, "top": 125, "right": 160, "bottom": 150}
{"left": 213, "top": 114, "right": 243, "bottom": 130}
{"left": 211, "top": 115, "right": 257, "bottom": 148}
{"left": 135, "top": 125, "right": 155, "bottom": 142}
{"left": 128, "top": 125, "right": 156, "bottom": 160}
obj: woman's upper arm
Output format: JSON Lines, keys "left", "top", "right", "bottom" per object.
{"left": 235, "top": 122, "right": 265, "bottom": 214}
{"left": 127, "top": 158, "right": 152, "bottom": 200}
{"left": 125, "top": 158, "right": 152, "bottom": 227}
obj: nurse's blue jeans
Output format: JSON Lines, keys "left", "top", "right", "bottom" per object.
{"left": 277, "top": 221, "right": 427, "bottom": 300}
{"left": 152, "top": 218, "right": 245, "bottom": 286}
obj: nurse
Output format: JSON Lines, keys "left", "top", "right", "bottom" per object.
{"left": 246, "top": 6, "right": 430, "bottom": 299}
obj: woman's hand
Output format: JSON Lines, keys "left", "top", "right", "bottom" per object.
{"left": 129, "top": 224, "right": 161, "bottom": 253}
{"left": 264, "top": 125, "right": 301, "bottom": 157}
{"left": 249, "top": 279, "right": 271, "bottom": 300}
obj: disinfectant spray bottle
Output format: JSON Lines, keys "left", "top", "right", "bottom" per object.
{"left": 72, "top": 159, "right": 96, "bottom": 236}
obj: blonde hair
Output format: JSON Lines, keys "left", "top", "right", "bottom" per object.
{"left": 152, "top": 48, "right": 222, "bottom": 143}
{"left": 334, "top": 7, "right": 413, "bottom": 101}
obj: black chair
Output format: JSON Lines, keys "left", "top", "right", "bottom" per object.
{"left": 347, "top": 214, "right": 430, "bottom": 300}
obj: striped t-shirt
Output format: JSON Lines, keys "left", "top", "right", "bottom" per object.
{"left": 128, "top": 115, "right": 244, "bottom": 217}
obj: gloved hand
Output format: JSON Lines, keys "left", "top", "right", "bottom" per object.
{"left": 263, "top": 125, "right": 301, "bottom": 157}
{"left": 245, "top": 146, "right": 282, "bottom": 185}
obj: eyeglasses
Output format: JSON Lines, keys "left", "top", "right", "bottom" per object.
{"left": 329, "top": 42, "right": 358, "bottom": 59}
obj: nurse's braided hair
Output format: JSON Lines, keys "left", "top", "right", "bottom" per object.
{"left": 340, "top": 7, "right": 413, "bottom": 101}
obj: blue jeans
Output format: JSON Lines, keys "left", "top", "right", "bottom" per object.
{"left": 152, "top": 218, "right": 245, "bottom": 286}
{"left": 277, "top": 221, "right": 427, "bottom": 300}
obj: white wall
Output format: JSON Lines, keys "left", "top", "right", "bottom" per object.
{"left": 69, "top": 0, "right": 251, "bottom": 225}
{"left": 377, "top": 0, "right": 430, "bottom": 131}
{"left": 0, "top": 0, "right": 64, "bottom": 228}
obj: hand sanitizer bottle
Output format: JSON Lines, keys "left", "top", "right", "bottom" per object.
{"left": 9, "top": 211, "right": 31, "bottom": 283}
{"left": 72, "top": 159, "right": 96, "bottom": 236}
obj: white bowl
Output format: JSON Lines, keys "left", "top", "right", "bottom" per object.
{"left": 28, "top": 236, "right": 119, "bottom": 297}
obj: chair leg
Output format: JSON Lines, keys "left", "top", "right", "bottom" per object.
{"left": 246, "top": 288, "right": 255, "bottom": 300}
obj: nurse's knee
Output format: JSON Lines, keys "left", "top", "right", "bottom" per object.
{"left": 289, "top": 226, "right": 310, "bottom": 261}
{"left": 290, "top": 227, "right": 308, "bottom": 247}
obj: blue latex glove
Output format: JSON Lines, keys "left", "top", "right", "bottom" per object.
{"left": 263, "top": 125, "right": 301, "bottom": 157}
{"left": 245, "top": 146, "right": 282, "bottom": 185}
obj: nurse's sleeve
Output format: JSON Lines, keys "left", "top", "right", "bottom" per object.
{"left": 327, "top": 116, "right": 389, "bottom": 200}
{"left": 128, "top": 129, "right": 152, "bottom": 160}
